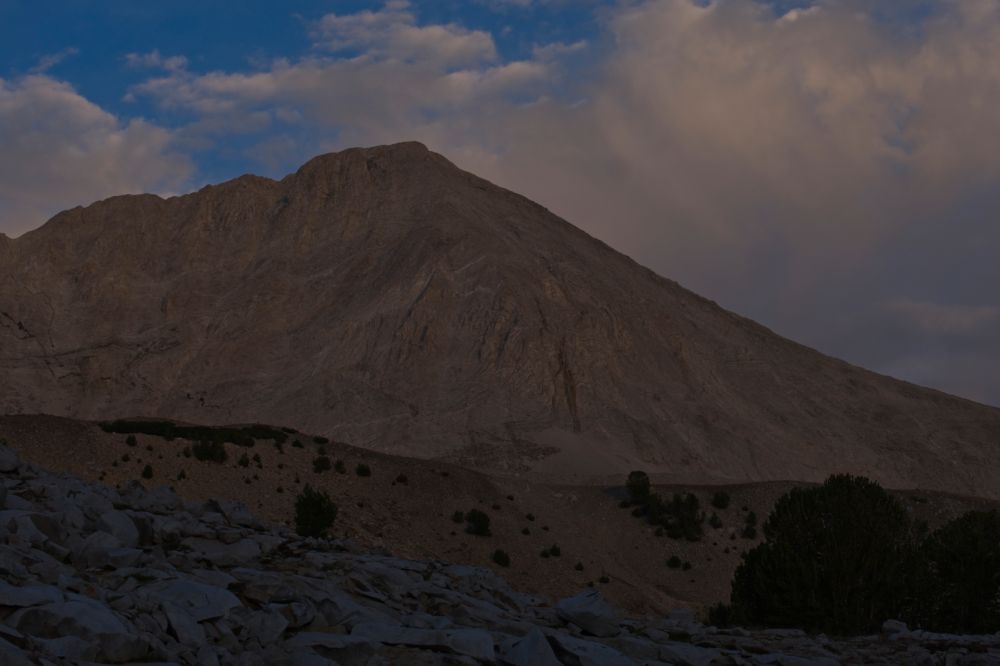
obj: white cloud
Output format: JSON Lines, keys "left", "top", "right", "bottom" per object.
{"left": 0, "top": 75, "right": 192, "bottom": 237}
{"left": 886, "top": 300, "right": 1000, "bottom": 336}
{"left": 312, "top": 1, "right": 497, "bottom": 68}
{"left": 125, "top": 49, "right": 189, "bottom": 72}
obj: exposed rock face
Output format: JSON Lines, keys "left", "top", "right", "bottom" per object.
{"left": 2, "top": 142, "right": 1000, "bottom": 493}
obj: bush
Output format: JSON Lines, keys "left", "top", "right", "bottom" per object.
{"left": 707, "top": 603, "right": 735, "bottom": 627}
{"left": 548, "top": 544, "right": 561, "bottom": 557}
{"left": 334, "top": 459, "right": 346, "bottom": 474}
{"left": 356, "top": 463, "right": 371, "bottom": 477}
{"left": 313, "top": 456, "right": 332, "bottom": 473}
{"left": 907, "top": 510, "right": 1000, "bottom": 633}
{"left": 465, "top": 509, "right": 491, "bottom": 536}
{"left": 395, "top": 474, "right": 408, "bottom": 485}
{"left": 667, "top": 555, "right": 682, "bottom": 569}
{"left": 626, "top": 470, "right": 651, "bottom": 505}
{"left": 492, "top": 549, "right": 511, "bottom": 567}
{"left": 141, "top": 464, "right": 153, "bottom": 479}
{"left": 126, "top": 435, "right": 137, "bottom": 447}
{"left": 452, "top": 510, "right": 465, "bottom": 524}
{"left": 730, "top": 475, "right": 913, "bottom": 635}
{"left": 313, "top": 436, "right": 329, "bottom": 444}
{"left": 647, "top": 493, "right": 703, "bottom": 541}
{"left": 709, "top": 513, "right": 723, "bottom": 529}
{"left": 711, "top": 491, "right": 731, "bottom": 510}
{"left": 192, "top": 440, "right": 227, "bottom": 463}
{"left": 575, "top": 562, "right": 584, "bottom": 571}
{"left": 99, "top": 419, "right": 287, "bottom": 445}
{"left": 238, "top": 453, "right": 250, "bottom": 468}
{"left": 294, "top": 485, "right": 338, "bottom": 538}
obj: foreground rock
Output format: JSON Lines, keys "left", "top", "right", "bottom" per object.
{"left": 0, "top": 443, "right": 997, "bottom": 664}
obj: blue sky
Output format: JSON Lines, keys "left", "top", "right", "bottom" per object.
{"left": 2, "top": 0, "right": 1000, "bottom": 407}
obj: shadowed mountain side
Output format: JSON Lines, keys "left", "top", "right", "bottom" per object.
{"left": 2, "top": 142, "right": 999, "bottom": 495}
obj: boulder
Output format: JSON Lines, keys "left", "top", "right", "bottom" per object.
{"left": 182, "top": 537, "right": 261, "bottom": 566}
{"left": 0, "top": 446, "right": 19, "bottom": 473}
{"left": 499, "top": 627, "right": 562, "bottom": 666}
{"left": 555, "top": 590, "right": 620, "bottom": 637}
{"left": 98, "top": 510, "right": 141, "bottom": 549}
{"left": 0, "top": 580, "right": 63, "bottom": 607}
{"left": 351, "top": 622, "right": 496, "bottom": 662}
{"left": 547, "top": 633, "right": 634, "bottom": 666}
{"left": 141, "top": 579, "right": 242, "bottom": 622}
{"left": 9, "top": 599, "right": 130, "bottom": 639}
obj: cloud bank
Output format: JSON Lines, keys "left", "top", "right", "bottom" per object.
{"left": 0, "top": 76, "right": 191, "bottom": 237}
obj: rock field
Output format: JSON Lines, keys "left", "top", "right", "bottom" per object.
{"left": 0, "top": 444, "right": 998, "bottom": 665}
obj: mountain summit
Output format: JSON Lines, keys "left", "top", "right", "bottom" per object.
{"left": 2, "top": 142, "right": 999, "bottom": 494}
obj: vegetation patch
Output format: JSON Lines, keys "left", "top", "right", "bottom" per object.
{"left": 294, "top": 485, "right": 338, "bottom": 538}
{"left": 100, "top": 419, "right": 289, "bottom": 446}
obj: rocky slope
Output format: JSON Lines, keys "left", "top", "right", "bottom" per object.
{"left": 2, "top": 142, "right": 1000, "bottom": 496}
{"left": 1, "top": 443, "right": 997, "bottom": 665}
{"left": 2, "top": 414, "right": 996, "bottom": 617}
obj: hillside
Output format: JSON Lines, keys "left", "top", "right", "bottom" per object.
{"left": 2, "top": 142, "right": 1000, "bottom": 497}
{"left": 2, "top": 414, "right": 994, "bottom": 616}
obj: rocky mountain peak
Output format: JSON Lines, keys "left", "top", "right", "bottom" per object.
{"left": 3, "top": 143, "right": 1000, "bottom": 496}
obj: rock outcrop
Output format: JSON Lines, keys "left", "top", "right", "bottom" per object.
{"left": 2, "top": 142, "right": 1000, "bottom": 494}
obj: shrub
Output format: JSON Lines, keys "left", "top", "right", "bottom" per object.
{"left": 141, "top": 464, "right": 153, "bottom": 479}
{"left": 492, "top": 549, "right": 511, "bottom": 567}
{"left": 574, "top": 562, "right": 584, "bottom": 571}
{"left": 707, "top": 603, "right": 735, "bottom": 627}
{"left": 292, "top": 440, "right": 304, "bottom": 449}
{"left": 452, "top": 510, "right": 465, "bottom": 524}
{"left": 313, "top": 456, "right": 332, "bottom": 473}
{"left": 711, "top": 491, "right": 731, "bottom": 510}
{"left": 192, "top": 440, "right": 227, "bottom": 463}
{"left": 651, "top": 493, "right": 704, "bottom": 541}
{"left": 626, "top": 470, "right": 651, "bottom": 505}
{"left": 525, "top": 513, "right": 536, "bottom": 522}
{"left": 667, "top": 555, "right": 682, "bottom": 569}
{"left": 313, "top": 436, "right": 329, "bottom": 444}
{"left": 465, "top": 509, "right": 491, "bottom": 536}
{"left": 907, "top": 510, "right": 1000, "bottom": 633}
{"left": 356, "top": 463, "right": 371, "bottom": 477}
{"left": 176, "top": 470, "right": 187, "bottom": 481}
{"left": 395, "top": 474, "right": 408, "bottom": 485}
{"left": 334, "top": 460, "right": 346, "bottom": 474}
{"left": 238, "top": 453, "right": 250, "bottom": 468}
{"left": 548, "top": 544, "right": 561, "bottom": 557}
{"left": 125, "top": 435, "right": 137, "bottom": 447}
{"left": 252, "top": 453, "right": 262, "bottom": 467}
{"left": 741, "top": 525, "right": 758, "bottom": 539}
{"left": 730, "top": 474, "right": 914, "bottom": 635}
{"left": 294, "top": 485, "right": 338, "bottom": 538}
{"left": 682, "top": 561, "right": 692, "bottom": 571}
{"left": 599, "top": 575, "right": 610, "bottom": 584}
{"left": 709, "top": 513, "right": 723, "bottom": 529}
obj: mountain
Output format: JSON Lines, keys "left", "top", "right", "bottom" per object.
{"left": 2, "top": 142, "right": 999, "bottom": 495}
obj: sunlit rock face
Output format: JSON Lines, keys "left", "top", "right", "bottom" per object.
{"left": 3, "top": 142, "right": 1000, "bottom": 494}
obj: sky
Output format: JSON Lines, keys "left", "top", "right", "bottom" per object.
{"left": 2, "top": 0, "right": 1000, "bottom": 407}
